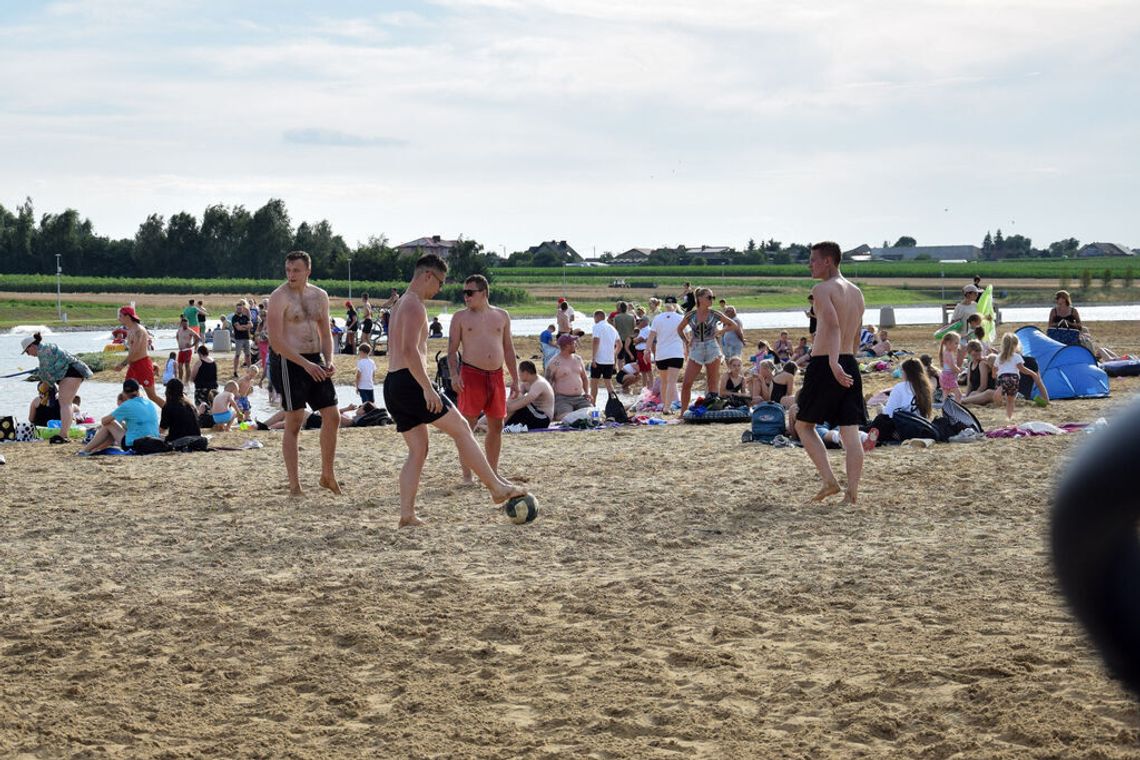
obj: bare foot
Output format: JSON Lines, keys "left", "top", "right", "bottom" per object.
{"left": 491, "top": 485, "right": 529, "bottom": 505}
{"left": 289, "top": 485, "right": 304, "bottom": 497}
{"left": 398, "top": 515, "right": 426, "bottom": 528}
{"left": 319, "top": 476, "right": 343, "bottom": 495}
{"left": 840, "top": 490, "right": 858, "bottom": 506}
{"left": 862, "top": 429, "right": 879, "bottom": 452}
{"left": 458, "top": 477, "right": 477, "bottom": 488}
{"left": 811, "top": 482, "right": 842, "bottom": 502}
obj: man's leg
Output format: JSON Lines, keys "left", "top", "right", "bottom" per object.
{"left": 589, "top": 376, "right": 599, "bottom": 405}
{"left": 460, "top": 414, "right": 480, "bottom": 484}
{"left": 484, "top": 416, "right": 504, "bottom": 471}
{"left": 282, "top": 409, "right": 306, "bottom": 495}
{"left": 837, "top": 425, "right": 864, "bottom": 505}
{"left": 397, "top": 425, "right": 429, "bottom": 527}
{"left": 432, "top": 408, "right": 525, "bottom": 503}
{"left": 143, "top": 382, "right": 164, "bottom": 409}
{"left": 318, "top": 405, "right": 341, "bottom": 494}
{"left": 679, "top": 362, "right": 701, "bottom": 414}
{"left": 795, "top": 419, "right": 841, "bottom": 501}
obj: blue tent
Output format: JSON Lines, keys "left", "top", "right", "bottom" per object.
{"left": 1015, "top": 326, "right": 1110, "bottom": 400}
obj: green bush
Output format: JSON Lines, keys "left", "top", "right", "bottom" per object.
{"left": 1102, "top": 269, "right": 1114, "bottom": 290}
{"left": 1080, "top": 269, "right": 1092, "bottom": 291}
{"left": 1124, "top": 266, "right": 1135, "bottom": 289}
{"left": 76, "top": 352, "right": 109, "bottom": 373}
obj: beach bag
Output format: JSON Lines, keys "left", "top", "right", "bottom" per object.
{"left": 0, "top": 416, "right": 14, "bottom": 442}
{"left": 940, "top": 397, "right": 983, "bottom": 434}
{"left": 893, "top": 410, "right": 944, "bottom": 443}
{"left": 604, "top": 393, "right": 629, "bottom": 424}
{"left": 435, "top": 350, "right": 459, "bottom": 403}
{"left": 1047, "top": 327, "right": 1082, "bottom": 346}
{"left": 750, "top": 402, "right": 786, "bottom": 443}
{"left": 170, "top": 435, "right": 209, "bottom": 452}
{"left": 131, "top": 436, "right": 172, "bottom": 455}
{"left": 15, "top": 421, "right": 36, "bottom": 442}
{"left": 1018, "top": 356, "right": 1040, "bottom": 399}
{"left": 352, "top": 407, "right": 393, "bottom": 427}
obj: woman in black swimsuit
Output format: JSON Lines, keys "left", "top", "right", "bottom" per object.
{"left": 960, "top": 340, "right": 998, "bottom": 406}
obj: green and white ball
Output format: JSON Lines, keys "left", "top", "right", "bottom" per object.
{"left": 504, "top": 494, "right": 538, "bottom": 524}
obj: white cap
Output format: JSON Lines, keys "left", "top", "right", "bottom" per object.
{"left": 20, "top": 335, "right": 37, "bottom": 353}
{"left": 963, "top": 284, "right": 980, "bottom": 294}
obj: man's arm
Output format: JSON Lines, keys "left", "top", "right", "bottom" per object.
{"left": 501, "top": 309, "right": 519, "bottom": 396}
{"left": 317, "top": 291, "right": 335, "bottom": 374}
{"left": 591, "top": 335, "right": 601, "bottom": 366}
{"left": 577, "top": 357, "right": 589, "bottom": 390}
{"left": 507, "top": 383, "right": 537, "bottom": 413}
{"left": 447, "top": 312, "right": 465, "bottom": 392}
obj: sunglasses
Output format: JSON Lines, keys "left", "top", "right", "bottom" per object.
{"left": 463, "top": 288, "right": 485, "bottom": 297}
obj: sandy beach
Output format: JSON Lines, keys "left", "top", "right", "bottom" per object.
{"left": 3, "top": 322, "right": 1139, "bottom": 757}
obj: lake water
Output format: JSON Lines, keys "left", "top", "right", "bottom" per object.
{"left": 4, "top": 303, "right": 1139, "bottom": 421}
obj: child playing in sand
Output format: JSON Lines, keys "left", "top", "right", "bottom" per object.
{"left": 939, "top": 332, "right": 962, "bottom": 402}
{"left": 994, "top": 332, "right": 1049, "bottom": 421}
{"left": 235, "top": 365, "right": 257, "bottom": 421}
{"left": 210, "top": 380, "right": 242, "bottom": 431}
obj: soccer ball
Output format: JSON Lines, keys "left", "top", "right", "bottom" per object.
{"left": 504, "top": 494, "right": 538, "bottom": 525}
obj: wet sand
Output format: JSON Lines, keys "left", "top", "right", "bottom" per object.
{"left": 3, "top": 322, "right": 1139, "bottom": 757}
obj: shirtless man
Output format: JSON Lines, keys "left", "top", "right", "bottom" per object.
{"left": 175, "top": 316, "right": 202, "bottom": 383}
{"left": 545, "top": 334, "right": 592, "bottom": 420}
{"left": 505, "top": 360, "right": 555, "bottom": 430}
{"left": 448, "top": 274, "right": 519, "bottom": 483}
{"left": 793, "top": 241, "right": 866, "bottom": 505}
{"left": 266, "top": 250, "right": 341, "bottom": 496}
{"left": 556, "top": 299, "right": 575, "bottom": 336}
{"left": 383, "top": 254, "right": 528, "bottom": 527}
{"left": 115, "top": 305, "right": 164, "bottom": 408}
{"left": 360, "top": 293, "right": 374, "bottom": 345}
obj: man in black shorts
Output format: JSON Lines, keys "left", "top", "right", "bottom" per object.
{"left": 266, "top": 250, "right": 342, "bottom": 496}
{"left": 384, "top": 253, "right": 530, "bottom": 528}
{"left": 793, "top": 241, "right": 867, "bottom": 505}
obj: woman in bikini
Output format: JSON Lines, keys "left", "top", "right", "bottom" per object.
{"left": 676, "top": 287, "right": 743, "bottom": 415}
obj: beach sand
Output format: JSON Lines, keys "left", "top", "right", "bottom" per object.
{"left": 4, "top": 322, "right": 1139, "bottom": 757}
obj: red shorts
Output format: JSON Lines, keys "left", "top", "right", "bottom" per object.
{"left": 636, "top": 348, "right": 651, "bottom": 373}
{"left": 177, "top": 348, "right": 192, "bottom": 364}
{"left": 457, "top": 364, "right": 506, "bottom": 420}
{"left": 126, "top": 357, "right": 155, "bottom": 388}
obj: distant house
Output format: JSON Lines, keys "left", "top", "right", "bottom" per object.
{"left": 680, "top": 245, "right": 737, "bottom": 266}
{"left": 869, "top": 245, "right": 981, "bottom": 262}
{"left": 614, "top": 247, "right": 653, "bottom": 264}
{"left": 843, "top": 244, "right": 872, "bottom": 260}
{"left": 1077, "top": 242, "right": 1135, "bottom": 257}
{"left": 396, "top": 235, "right": 459, "bottom": 260}
{"left": 526, "top": 240, "right": 582, "bottom": 263}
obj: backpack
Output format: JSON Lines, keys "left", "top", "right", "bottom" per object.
{"left": 749, "top": 402, "right": 786, "bottom": 443}
{"left": 435, "top": 351, "right": 458, "bottom": 403}
{"left": 893, "top": 410, "right": 944, "bottom": 443}
{"left": 604, "top": 393, "right": 629, "bottom": 424}
{"left": 169, "top": 435, "right": 209, "bottom": 452}
{"left": 131, "top": 436, "right": 173, "bottom": 455}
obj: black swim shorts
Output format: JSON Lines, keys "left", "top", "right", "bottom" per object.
{"left": 383, "top": 367, "right": 453, "bottom": 432}
{"left": 590, "top": 362, "right": 615, "bottom": 379}
{"left": 270, "top": 351, "right": 338, "bottom": 413}
{"left": 795, "top": 355, "right": 866, "bottom": 427}
{"left": 655, "top": 357, "right": 684, "bottom": 371}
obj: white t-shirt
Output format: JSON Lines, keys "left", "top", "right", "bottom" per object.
{"left": 591, "top": 320, "right": 620, "bottom": 364}
{"left": 994, "top": 352, "right": 1024, "bottom": 377}
{"left": 650, "top": 311, "right": 685, "bottom": 361}
{"left": 635, "top": 325, "right": 651, "bottom": 351}
{"left": 882, "top": 380, "right": 918, "bottom": 418}
{"left": 619, "top": 362, "right": 638, "bottom": 376}
{"left": 356, "top": 357, "right": 376, "bottom": 390}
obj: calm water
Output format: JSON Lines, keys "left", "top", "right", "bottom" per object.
{"left": 4, "top": 303, "right": 1139, "bottom": 421}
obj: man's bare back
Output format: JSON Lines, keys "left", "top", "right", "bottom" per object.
{"left": 811, "top": 275, "right": 865, "bottom": 359}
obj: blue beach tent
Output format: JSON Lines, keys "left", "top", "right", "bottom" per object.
{"left": 1014, "top": 326, "right": 1110, "bottom": 400}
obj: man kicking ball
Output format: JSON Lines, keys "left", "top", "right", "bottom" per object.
{"left": 384, "top": 253, "right": 530, "bottom": 527}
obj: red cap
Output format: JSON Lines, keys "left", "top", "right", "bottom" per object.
{"left": 119, "top": 305, "right": 141, "bottom": 322}
{"left": 557, "top": 297, "right": 566, "bottom": 304}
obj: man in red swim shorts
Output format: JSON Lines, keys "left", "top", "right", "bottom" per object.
{"left": 175, "top": 316, "right": 201, "bottom": 382}
{"left": 447, "top": 274, "right": 519, "bottom": 483}
{"left": 114, "top": 305, "right": 164, "bottom": 408}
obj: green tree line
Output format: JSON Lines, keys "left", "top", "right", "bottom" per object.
{"left": 0, "top": 198, "right": 494, "bottom": 283}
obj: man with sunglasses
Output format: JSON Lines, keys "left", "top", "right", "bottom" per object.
{"left": 385, "top": 256, "right": 529, "bottom": 527}
{"left": 447, "top": 274, "right": 519, "bottom": 483}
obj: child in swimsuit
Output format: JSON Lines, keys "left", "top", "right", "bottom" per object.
{"left": 210, "top": 380, "right": 242, "bottom": 431}
{"left": 938, "top": 332, "right": 962, "bottom": 402}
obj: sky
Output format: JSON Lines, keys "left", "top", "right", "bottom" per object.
{"left": 2, "top": 0, "right": 1138, "bottom": 256}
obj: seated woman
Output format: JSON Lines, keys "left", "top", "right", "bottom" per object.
{"left": 960, "top": 340, "right": 999, "bottom": 406}
{"left": 751, "top": 360, "right": 797, "bottom": 408}
{"left": 772, "top": 331, "right": 793, "bottom": 363}
{"left": 718, "top": 356, "right": 751, "bottom": 407}
{"left": 863, "top": 357, "right": 932, "bottom": 451}
{"left": 1049, "top": 289, "right": 1120, "bottom": 361}
{"left": 28, "top": 382, "right": 62, "bottom": 427}
{"left": 159, "top": 379, "right": 202, "bottom": 442}
{"left": 863, "top": 329, "right": 892, "bottom": 357}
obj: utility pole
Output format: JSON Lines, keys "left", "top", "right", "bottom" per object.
{"left": 55, "top": 254, "right": 62, "bottom": 320}
{"left": 348, "top": 256, "right": 353, "bottom": 300}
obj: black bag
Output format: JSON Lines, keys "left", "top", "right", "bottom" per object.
{"left": 893, "top": 410, "right": 944, "bottom": 443}
{"left": 435, "top": 351, "right": 459, "bottom": 403}
{"left": 940, "top": 396, "right": 983, "bottom": 433}
{"left": 131, "top": 436, "right": 173, "bottom": 455}
{"left": 169, "top": 435, "right": 209, "bottom": 452}
{"left": 352, "top": 408, "right": 394, "bottom": 427}
{"left": 0, "top": 416, "right": 15, "bottom": 442}
{"left": 1047, "top": 327, "right": 1081, "bottom": 346}
{"left": 1018, "top": 356, "right": 1040, "bottom": 399}
{"left": 604, "top": 393, "right": 629, "bottom": 424}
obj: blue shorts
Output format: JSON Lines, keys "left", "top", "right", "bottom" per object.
{"left": 237, "top": 396, "right": 251, "bottom": 412}
{"left": 358, "top": 388, "right": 375, "bottom": 403}
{"left": 688, "top": 339, "right": 722, "bottom": 366}
{"left": 213, "top": 410, "right": 235, "bottom": 425}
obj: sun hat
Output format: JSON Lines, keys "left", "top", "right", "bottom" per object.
{"left": 963, "top": 284, "right": 980, "bottom": 295}
{"left": 20, "top": 335, "right": 37, "bottom": 353}
{"left": 119, "top": 305, "right": 141, "bottom": 322}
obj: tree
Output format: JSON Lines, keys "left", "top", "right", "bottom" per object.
{"left": 503, "top": 250, "right": 533, "bottom": 268}
{"left": 772, "top": 250, "right": 792, "bottom": 265}
{"left": 1002, "top": 234, "right": 1033, "bottom": 259}
{"left": 243, "top": 199, "right": 293, "bottom": 280}
{"left": 132, "top": 214, "right": 167, "bottom": 276}
{"left": 1080, "top": 269, "right": 1092, "bottom": 291}
{"left": 982, "top": 231, "right": 994, "bottom": 259}
{"left": 293, "top": 220, "right": 349, "bottom": 278}
{"left": 532, "top": 249, "right": 563, "bottom": 267}
{"left": 746, "top": 238, "right": 756, "bottom": 252}
{"left": 893, "top": 236, "right": 917, "bottom": 248}
{"left": 447, "top": 238, "right": 492, "bottom": 282}
{"left": 165, "top": 212, "right": 201, "bottom": 276}
{"left": 200, "top": 204, "right": 249, "bottom": 276}
{"left": 1048, "top": 238, "right": 1080, "bottom": 259}
{"left": 1124, "top": 266, "right": 1135, "bottom": 289}
{"left": 1102, "top": 269, "right": 1114, "bottom": 291}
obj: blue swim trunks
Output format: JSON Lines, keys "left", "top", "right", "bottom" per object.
{"left": 213, "top": 410, "right": 235, "bottom": 425}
